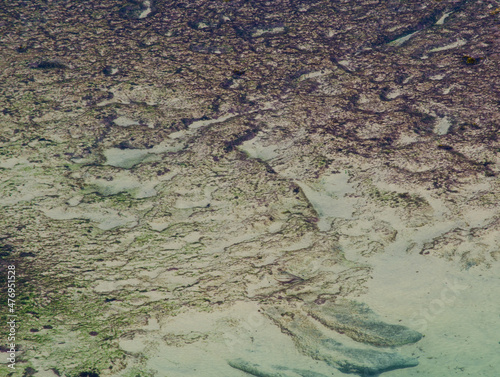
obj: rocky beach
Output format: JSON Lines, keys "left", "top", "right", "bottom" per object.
{"left": 0, "top": 0, "right": 499, "bottom": 376}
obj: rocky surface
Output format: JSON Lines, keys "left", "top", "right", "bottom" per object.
{"left": 260, "top": 305, "right": 419, "bottom": 375}
{"left": 303, "top": 299, "right": 422, "bottom": 347}
{"left": 0, "top": 0, "right": 498, "bottom": 376}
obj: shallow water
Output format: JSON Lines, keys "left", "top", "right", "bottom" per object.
{"left": 359, "top": 248, "right": 500, "bottom": 376}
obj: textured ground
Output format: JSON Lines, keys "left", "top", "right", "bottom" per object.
{"left": 0, "top": 0, "right": 499, "bottom": 376}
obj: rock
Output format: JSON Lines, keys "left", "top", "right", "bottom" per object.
{"left": 228, "top": 359, "right": 330, "bottom": 377}
{"left": 30, "top": 60, "right": 67, "bottom": 69}
{"left": 304, "top": 299, "right": 423, "bottom": 347}
{"left": 264, "top": 306, "right": 419, "bottom": 376}
{"left": 102, "top": 66, "right": 119, "bottom": 75}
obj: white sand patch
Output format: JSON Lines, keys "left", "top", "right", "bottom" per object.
{"left": 170, "top": 109, "right": 268, "bottom": 142}
{"left": 174, "top": 198, "right": 210, "bottom": 209}
{"left": 189, "top": 114, "right": 237, "bottom": 130}
{"left": 169, "top": 130, "right": 188, "bottom": 139}
{"left": 434, "top": 116, "right": 451, "bottom": 135}
{"left": 386, "top": 88, "right": 402, "bottom": 99}
{"left": 238, "top": 136, "right": 279, "bottom": 161}
{"left": 282, "top": 233, "right": 314, "bottom": 252}
{"left": 174, "top": 186, "right": 215, "bottom": 209}
{"left": 159, "top": 239, "right": 185, "bottom": 250}
{"left": 139, "top": 8, "right": 152, "bottom": 19}
{"left": 143, "top": 317, "right": 161, "bottom": 330}
{"left": 102, "top": 260, "right": 127, "bottom": 267}
{"left": 85, "top": 171, "right": 160, "bottom": 198}
{"left": 442, "top": 85, "right": 455, "bottom": 94}
{"left": 388, "top": 31, "right": 419, "bottom": 47}
{"left": 150, "top": 139, "right": 185, "bottom": 153}
{"left": 96, "top": 92, "right": 130, "bottom": 107}
{"left": 207, "top": 233, "right": 261, "bottom": 256}
{"left": 148, "top": 217, "right": 173, "bottom": 232}
{"left": 461, "top": 207, "right": 496, "bottom": 228}
{"left": 397, "top": 133, "right": 419, "bottom": 145}
{"left": 103, "top": 139, "right": 186, "bottom": 168}
{"left": 297, "top": 69, "right": 332, "bottom": 82}
{"left": 429, "top": 39, "right": 467, "bottom": 52}
{"left": 297, "top": 172, "right": 357, "bottom": 231}
{"left": 103, "top": 148, "right": 153, "bottom": 169}
{"left": 154, "top": 270, "right": 198, "bottom": 291}
{"left": 142, "top": 290, "right": 172, "bottom": 301}
{"left": 252, "top": 26, "right": 285, "bottom": 38}
{"left": 337, "top": 59, "right": 355, "bottom": 71}
{"left": 113, "top": 116, "right": 140, "bottom": 127}
{"left": 358, "top": 94, "right": 369, "bottom": 104}
{"left": 139, "top": 1, "right": 152, "bottom": 19}
{"left": 119, "top": 334, "right": 149, "bottom": 353}
{"left": 430, "top": 73, "right": 446, "bottom": 80}
{"left": 184, "top": 231, "right": 201, "bottom": 243}
{"left": 67, "top": 195, "right": 83, "bottom": 206}
{"left": 268, "top": 220, "right": 284, "bottom": 233}
{"left": 435, "top": 11, "right": 453, "bottom": 25}
{"left": 70, "top": 155, "right": 96, "bottom": 164}
{"left": 138, "top": 267, "right": 166, "bottom": 279}
{"left": 0, "top": 157, "right": 30, "bottom": 169}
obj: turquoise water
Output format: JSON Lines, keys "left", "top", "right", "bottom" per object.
{"left": 360, "top": 248, "right": 500, "bottom": 377}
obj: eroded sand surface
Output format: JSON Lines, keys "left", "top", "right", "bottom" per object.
{"left": 0, "top": 0, "right": 499, "bottom": 376}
